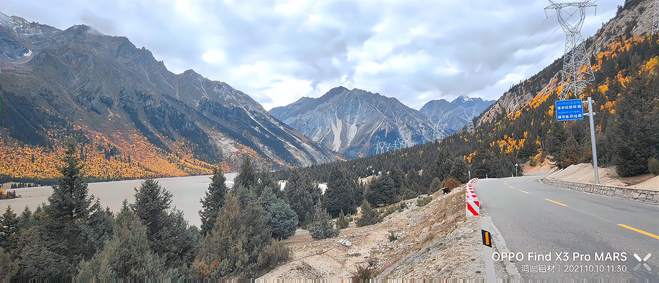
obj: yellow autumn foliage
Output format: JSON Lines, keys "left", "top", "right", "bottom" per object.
{"left": 508, "top": 110, "right": 522, "bottom": 121}
{"left": 547, "top": 104, "right": 555, "bottom": 117}
{"left": 600, "top": 100, "right": 616, "bottom": 114}
{"left": 464, "top": 151, "right": 477, "bottom": 164}
{"left": 642, "top": 56, "right": 658, "bottom": 75}
{"left": 592, "top": 35, "right": 647, "bottom": 72}
{"left": 616, "top": 72, "right": 631, "bottom": 88}
{"left": 495, "top": 134, "right": 526, "bottom": 154}
{"left": 0, "top": 127, "right": 214, "bottom": 180}
{"left": 597, "top": 83, "right": 609, "bottom": 95}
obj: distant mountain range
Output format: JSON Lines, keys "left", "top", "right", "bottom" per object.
{"left": 0, "top": 13, "right": 335, "bottom": 180}
{"left": 0, "top": 11, "right": 501, "bottom": 180}
{"left": 420, "top": 96, "right": 494, "bottom": 133}
{"left": 270, "top": 87, "right": 493, "bottom": 159}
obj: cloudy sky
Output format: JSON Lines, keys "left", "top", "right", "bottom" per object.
{"left": 3, "top": 0, "right": 621, "bottom": 109}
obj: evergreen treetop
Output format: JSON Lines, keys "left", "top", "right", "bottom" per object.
{"left": 200, "top": 166, "right": 227, "bottom": 235}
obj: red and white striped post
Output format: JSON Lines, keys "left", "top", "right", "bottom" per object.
{"left": 466, "top": 178, "right": 480, "bottom": 217}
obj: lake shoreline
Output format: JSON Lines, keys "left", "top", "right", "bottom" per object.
{"left": 0, "top": 173, "right": 237, "bottom": 227}
{"left": 1, "top": 172, "right": 223, "bottom": 190}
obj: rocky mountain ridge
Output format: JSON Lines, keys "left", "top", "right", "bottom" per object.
{"left": 270, "top": 87, "right": 444, "bottom": 159}
{"left": 0, "top": 13, "right": 336, "bottom": 180}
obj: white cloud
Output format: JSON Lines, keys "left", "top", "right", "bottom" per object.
{"left": 201, "top": 49, "right": 226, "bottom": 64}
{"left": 2, "top": 0, "right": 623, "bottom": 110}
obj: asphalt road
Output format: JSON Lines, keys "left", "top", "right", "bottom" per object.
{"left": 476, "top": 176, "right": 659, "bottom": 281}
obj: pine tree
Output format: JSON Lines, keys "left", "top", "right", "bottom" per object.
{"left": 200, "top": 167, "right": 227, "bottom": 235}
{"left": 18, "top": 207, "right": 34, "bottom": 230}
{"left": 284, "top": 170, "right": 321, "bottom": 226}
{"left": 556, "top": 133, "right": 581, "bottom": 169}
{"left": 234, "top": 156, "right": 258, "bottom": 191}
{"left": 83, "top": 200, "right": 114, "bottom": 255}
{"left": 132, "top": 179, "right": 171, "bottom": 243}
{"left": 356, "top": 200, "right": 380, "bottom": 227}
{"left": 366, "top": 174, "right": 398, "bottom": 207}
{"left": 323, "top": 168, "right": 357, "bottom": 217}
{"left": 255, "top": 172, "right": 281, "bottom": 199}
{"left": 308, "top": 205, "right": 338, "bottom": 240}
{"left": 195, "top": 193, "right": 272, "bottom": 278}
{"left": 77, "top": 202, "right": 165, "bottom": 280}
{"left": 38, "top": 142, "right": 109, "bottom": 276}
{"left": 0, "top": 247, "right": 18, "bottom": 280}
{"left": 429, "top": 177, "right": 442, "bottom": 193}
{"left": 132, "top": 179, "right": 197, "bottom": 269}
{"left": 47, "top": 143, "right": 92, "bottom": 221}
{"left": 336, "top": 210, "right": 350, "bottom": 229}
{"left": 611, "top": 73, "right": 659, "bottom": 176}
{"left": 0, "top": 207, "right": 19, "bottom": 253}
{"left": 16, "top": 225, "right": 70, "bottom": 278}
{"left": 259, "top": 187, "right": 298, "bottom": 240}
{"left": 389, "top": 169, "right": 404, "bottom": 189}
{"left": 449, "top": 158, "right": 469, "bottom": 183}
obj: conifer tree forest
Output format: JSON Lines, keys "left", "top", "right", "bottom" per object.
{"left": 0, "top": 143, "right": 298, "bottom": 280}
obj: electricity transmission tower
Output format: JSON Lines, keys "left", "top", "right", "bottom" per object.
{"left": 374, "top": 138, "right": 407, "bottom": 155}
{"left": 545, "top": 0, "right": 601, "bottom": 184}
{"left": 545, "top": 0, "right": 597, "bottom": 99}
{"left": 374, "top": 141, "right": 389, "bottom": 155}
{"left": 393, "top": 138, "right": 406, "bottom": 151}
{"left": 653, "top": 0, "right": 658, "bottom": 35}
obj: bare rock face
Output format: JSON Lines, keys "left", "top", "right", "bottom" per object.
{"left": 271, "top": 87, "right": 442, "bottom": 159}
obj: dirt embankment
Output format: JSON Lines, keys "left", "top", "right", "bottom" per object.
{"left": 521, "top": 158, "right": 555, "bottom": 176}
{"left": 547, "top": 163, "right": 658, "bottom": 191}
{"left": 260, "top": 186, "right": 484, "bottom": 280}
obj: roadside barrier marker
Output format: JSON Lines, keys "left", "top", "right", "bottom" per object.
{"left": 466, "top": 178, "right": 480, "bottom": 217}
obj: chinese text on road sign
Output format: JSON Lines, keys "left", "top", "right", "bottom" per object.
{"left": 555, "top": 99, "right": 584, "bottom": 121}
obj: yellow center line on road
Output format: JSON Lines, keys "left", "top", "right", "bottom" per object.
{"left": 618, "top": 224, "right": 659, "bottom": 240}
{"left": 519, "top": 189, "right": 529, "bottom": 194}
{"left": 545, "top": 198, "right": 568, "bottom": 207}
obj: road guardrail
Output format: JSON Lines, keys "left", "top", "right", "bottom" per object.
{"left": 541, "top": 178, "right": 659, "bottom": 204}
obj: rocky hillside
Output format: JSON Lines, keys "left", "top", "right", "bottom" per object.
{"left": 477, "top": 0, "right": 656, "bottom": 126}
{"left": 0, "top": 13, "right": 336, "bottom": 180}
{"left": 270, "top": 87, "right": 442, "bottom": 159}
{"left": 458, "top": 0, "right": 658, "bottom": 177}
{"left": 420, "top": 96, "right": 494, "bottom": 133}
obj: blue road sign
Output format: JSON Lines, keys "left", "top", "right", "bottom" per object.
{"left": 555, "top": 99, "right": 584, "bottom": 121}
